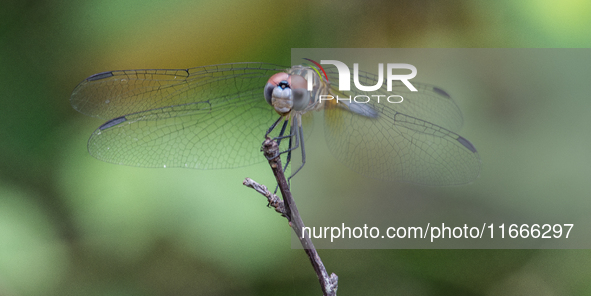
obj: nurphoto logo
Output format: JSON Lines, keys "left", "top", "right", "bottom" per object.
{"left": 305, "top": 59, "right": 418, "bottom": 104}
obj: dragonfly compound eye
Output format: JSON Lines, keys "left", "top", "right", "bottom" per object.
{"left": 289, "top": 74, "right": 310, "bottom": 111}
{"left": 291, "top": 88, "right": 310, "bottom": 111}
{"left": 264, "top": 83, "right": 274, "bottom": 105}
{"left": 265, "top": 72, "right": 290, "bottom": 106}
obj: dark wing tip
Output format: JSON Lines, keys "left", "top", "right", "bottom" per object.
{"left": 99, "top": 116, "right": 127, "bottom": 130}
{"left": 87, "top": 71, "right": 114, "bottom": 81}
{"left": 456, "top": 136, "right": 477, "bottom": 153}
{"left": 432, "top": 87, "right": 451, "bottom": 98}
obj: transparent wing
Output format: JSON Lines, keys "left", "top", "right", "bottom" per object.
{"left": 324, "top": 66, "right": 464, "bottom": 132}
{"left": 71, "top": 62, "right": 287, "bottom": 119}
{"left": 72, "top": 63, "right": 289, "bottom": 169}
{"left": 88, "top": 91, "right": 279, "bottom": 169}
{"left": 323, "top": 69, "right": 481, "bottom": 186}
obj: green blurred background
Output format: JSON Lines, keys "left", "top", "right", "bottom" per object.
{"left": 1, "top": 0, "right": 591, "bottom": 295}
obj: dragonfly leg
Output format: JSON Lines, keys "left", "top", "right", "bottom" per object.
{"left": 265, "top": 116, "right": 283, "bottom": 138}
{"left": 275, "top": 119, "right": 289, "bottom": 147}
{"left": 266, "top": 115, "right": 305, "bottom": 192}
{"left": 274, "top": 125, "right": 294, "bottom": 194}
{"left": 282, "top": 124, "right": 294, "bottom": 172}
{"left": 265, "top": 116, "right": 290, "bottom": 161}
{"left": 272, "top": 119, "right": 294, "bottom": 143}
{"left": 282, "top": 116, "right": 300, "bottom": 154}
{"left": 287, "top": 124, "right": 306, "bottom": 186}
{"left": 267, "top": 117, "right": 300, "bottom": 161}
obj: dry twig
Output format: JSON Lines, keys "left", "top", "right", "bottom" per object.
{"left": 243, "top": 138, "right": 338, "bottom": 296}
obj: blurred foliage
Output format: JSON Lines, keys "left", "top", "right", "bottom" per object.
{"left": 1, "top": 0, "right": 591, "bottom": 295}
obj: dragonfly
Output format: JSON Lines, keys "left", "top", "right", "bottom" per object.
{"left": 70, "top": 62, "right": 481, "bottom": 186}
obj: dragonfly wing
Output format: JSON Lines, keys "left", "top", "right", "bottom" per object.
{"left": 322, "top": 66, "right": 481, "bottom": 186}
{"left": 88, "top": 91, "right": 277, "bottom": 169}
{"left": 71, "top": 62, "right": 287, "bottom": 120}
{"left": 324, "top": 98, "right": 481, "bottom": 185}
{"left": 324, "top": 66, "right": 464, "bottom": 133}
{"left": 73, "top": 62, "right": 289, "bottom": 169}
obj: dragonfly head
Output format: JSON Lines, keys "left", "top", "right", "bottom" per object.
{"left": 264, "top": 72, "right": 311, "bottom": 115}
